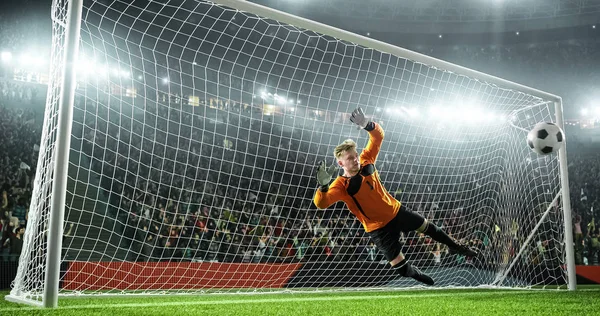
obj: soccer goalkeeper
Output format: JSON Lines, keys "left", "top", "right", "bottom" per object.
{"left": 313, "top": 108, "right": 478, "bottom": 285}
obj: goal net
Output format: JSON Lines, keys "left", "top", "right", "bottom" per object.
{"left": 10, "top": 0, "right": 573, "bottom": 304}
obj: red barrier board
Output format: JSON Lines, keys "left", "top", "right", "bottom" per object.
{"left": 576, "top": 265, "right": 600, "bottom": 284}
{"left": 62, "top": 261, "right": 302, "bottom": 291}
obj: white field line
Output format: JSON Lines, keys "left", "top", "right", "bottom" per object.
{"left": 0, "top": 290, "right": 546, "bottom": 312}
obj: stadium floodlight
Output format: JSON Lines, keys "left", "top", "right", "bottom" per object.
{"left": 30, "top": 56, "right": 46, "bottom": 67}
{"left": 109, "top": 68, "right": 119, "bottom": 76}
{"left": 580, "top": 108, "right": 588, "bottom": 116}
{"left": 462, "top": 108, "right": 484, "bottom": 123}
{"left": 485, "top": 112, "right": 498, "bottom": 122}
{"left": 17, "top": 54, "right": 30, "bottom": 66}
{"left": 401, "top": 107, "right": 420, "bottom": 118}
{"left": 96, "top": 65, "right": 108, "bottom": 77}
{"left": 76, "top": 57, "right": 96, "bottom": 76}
{"left": 8, "top": 0, "right": 576, "bottom": 309}
{"left": 385, "top": 107, "right": 401, "bottom": 115}
{"left": 407, "top": 108, "right": 419, "bottom": 118}
{"left": 16, "top": 53, "right": 46, "bottom": 68}
{"left": 0, "top": 51, "right": 11, "bottom": 63}
{"left": 427, "top": 106, "right": 446, "bottom": 119}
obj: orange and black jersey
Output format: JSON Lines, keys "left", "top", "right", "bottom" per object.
{"left": 313, "top": 122, "right": 401, "bottom": 232}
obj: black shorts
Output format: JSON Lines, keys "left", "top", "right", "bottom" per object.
{"left": 367, "top": 204, "right": 426, "bottom": 261}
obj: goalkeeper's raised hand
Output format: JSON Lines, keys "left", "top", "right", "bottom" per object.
{"left": 350, "top": 107, "right": 368, "bottom": 129}
{"left": 316, "top": 160, "right": 337, "bottom": 188}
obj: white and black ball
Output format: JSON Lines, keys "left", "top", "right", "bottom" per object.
{"left": 526, "top": 122, "right": 565, "bottom": 155}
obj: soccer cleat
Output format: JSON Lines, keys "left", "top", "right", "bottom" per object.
{"left": 451, "top": 245, "right": 479, "bottom": 257}
{"left": 402, "top": 263, "right": 435, "bottom": 286}
{"left": 410, "top": 267, "right": 435, "bottom": 286}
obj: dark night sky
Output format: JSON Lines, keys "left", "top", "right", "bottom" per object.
{"left": 0, "top": 0, "right": 50, "bottom": 12}
{"left": 0, "top": 0, "right": 51, "bottom": 26}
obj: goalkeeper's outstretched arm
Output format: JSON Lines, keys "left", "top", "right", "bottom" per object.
{"left": 350, "top": 107, "right": 384, "bottom": 165}
{"left": 313, "top": 160, "right": 341, "bottom": 209}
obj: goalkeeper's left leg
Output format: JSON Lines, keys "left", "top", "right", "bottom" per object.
{"left": 369, "top": 218, "right": 435, "bottom": 285}
{"left": 417, "top": 221, "right": 478, "bottom": 258}
{"left": 417, "top": 220, "right": 459, "bottom": 248}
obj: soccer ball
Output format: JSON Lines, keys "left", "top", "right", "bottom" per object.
{"left": 526, "top": 122, "right": 565, "bottom": 155}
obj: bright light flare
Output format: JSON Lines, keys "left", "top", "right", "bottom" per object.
{"left": 16, "top": 53, "right": 46, "bottom": 68}
{"left": 426, "top": 104, "right": 503, "bottom": 124}
{"left": 401, "top": 107, "right": 420, "bottom": 118}
{"left": 0, "top": 51, "right": 12, "bottom": 63}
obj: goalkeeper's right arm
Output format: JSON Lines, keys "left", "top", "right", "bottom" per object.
{"left": 313, "top": 184, "right": 343, "bottom": 209}
{"left": 313, "top": 160, "right": 341, "bottom": 209}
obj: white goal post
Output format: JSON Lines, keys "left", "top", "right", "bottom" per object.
{"left": 8, "top": 0, "right": 575, "bottom": 308}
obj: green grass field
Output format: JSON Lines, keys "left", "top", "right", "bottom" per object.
{"left": 0, "top": 286, "right": 600, "bottom": 316}
{"left": 2, "top": 286, "right": 600, "bottom": 315}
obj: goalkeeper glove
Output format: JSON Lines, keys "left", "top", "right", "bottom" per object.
{"left": 349, "top": 107, "right": 368, "bottom": 129}
{"left": 316, "top": 160, "right": 338, "bottom": 187}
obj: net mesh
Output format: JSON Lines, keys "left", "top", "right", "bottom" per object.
{"left": 11, "top": 0, "right": 568, "bottom": 301}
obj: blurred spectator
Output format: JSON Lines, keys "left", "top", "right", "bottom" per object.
{"left": 2, "top": 225, "right": 25, "bottom": 262}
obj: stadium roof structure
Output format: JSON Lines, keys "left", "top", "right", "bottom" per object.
{"left": 250, "top": 0, "right": 600, "bottom": 34}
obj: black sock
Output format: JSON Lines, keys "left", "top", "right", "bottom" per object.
{"left": 393, "top": 259, "right": 414, "bottom": 277}
{"left": 423, "top": 222, "right": 460, "bottom": 249}
{"left": 393, "top": 258, "right": 435, "bottom": 285}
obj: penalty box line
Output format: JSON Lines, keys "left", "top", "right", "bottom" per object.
{"left": 1, "top": 290, "right": 536, "bottom": 312}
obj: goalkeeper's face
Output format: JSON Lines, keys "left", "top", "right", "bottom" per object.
{"left": 338, "top": 149, "right": 360, "bottom": 175}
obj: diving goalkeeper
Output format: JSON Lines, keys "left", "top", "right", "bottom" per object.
{"left": 313, "top": 108, "right": 478, "bottom": 286}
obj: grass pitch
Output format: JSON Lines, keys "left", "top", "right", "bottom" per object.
{"left": 1, "top": 286, "right": 600, "bottom": 315}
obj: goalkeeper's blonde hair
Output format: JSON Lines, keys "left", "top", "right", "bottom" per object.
{"left": 334, "top": 139, "right": 357, "bottom": 159}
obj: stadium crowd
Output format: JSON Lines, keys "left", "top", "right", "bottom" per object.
{"left": 0, "top": 23, "right": 599, "bottom": 269}
{"left": 70, "top": 89, "right": 598, "bottom": 268}
{"left": 0, "top": 102, "right": 39, "bottom": 261}
{"left": 567, "top": 146, "right": 600, "bottom": 265}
